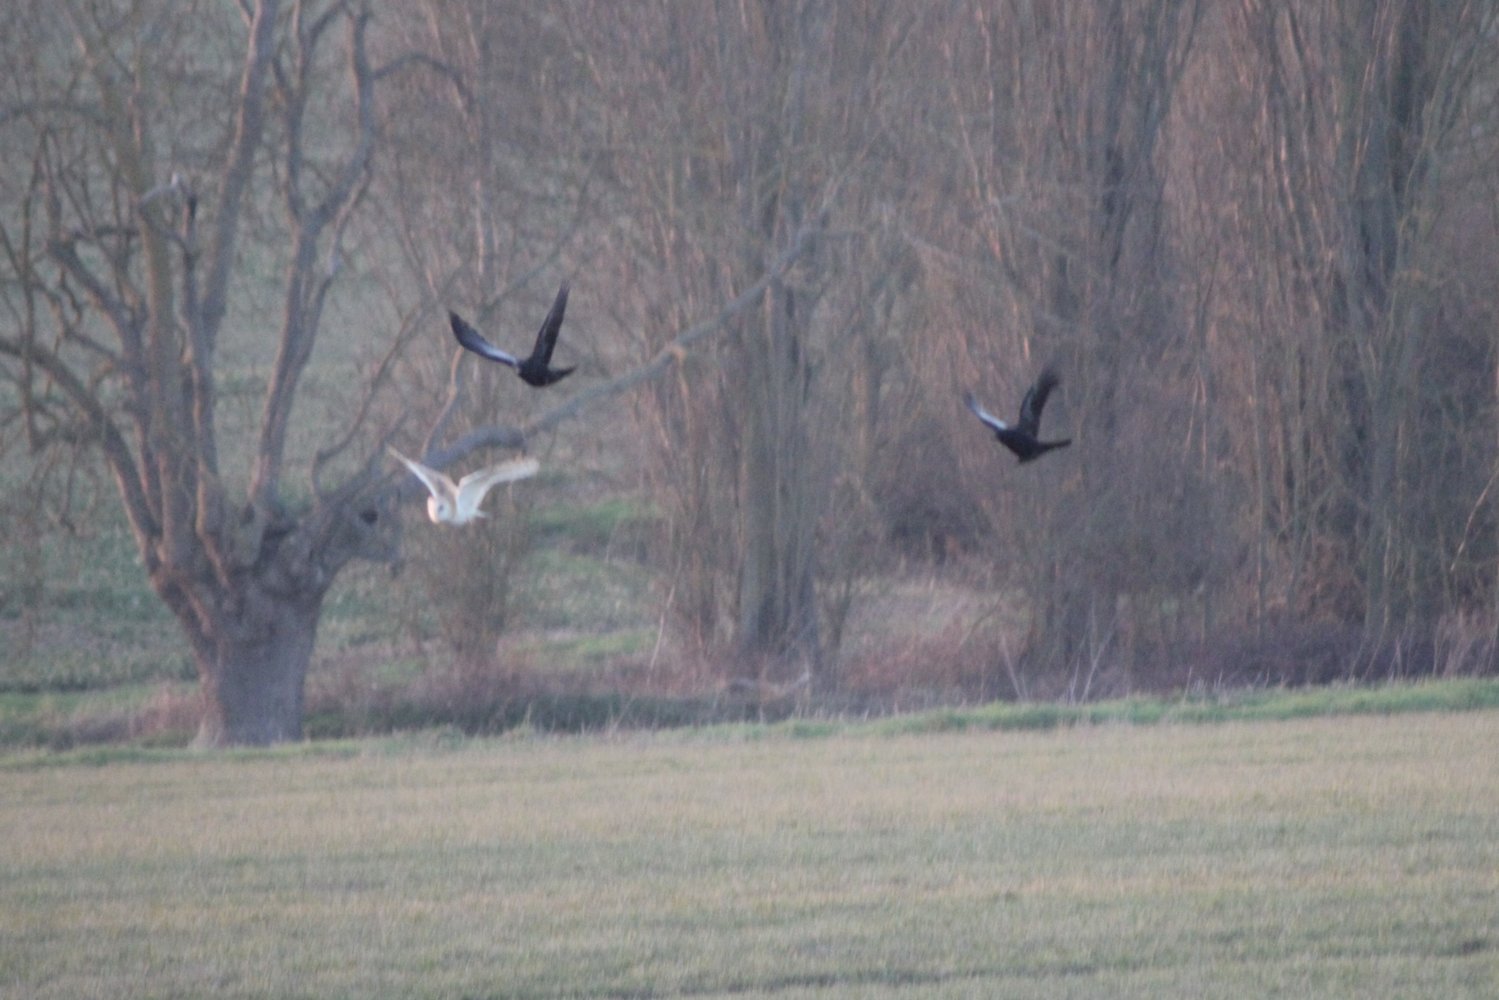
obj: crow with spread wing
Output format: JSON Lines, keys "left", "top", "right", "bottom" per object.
{"left": 450, "top": 282, "right": 574, "bottom": 387}
{"left": 963, "top": 367, "right": 1071, "bottom": 463}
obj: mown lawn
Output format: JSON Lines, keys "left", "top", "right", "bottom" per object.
{"left": 2, "top": 710, "right": 1497, "bottom": 998}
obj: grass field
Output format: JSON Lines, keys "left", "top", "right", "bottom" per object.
{"left": 3, "top": 709, "right": 1497, "bottom": 998}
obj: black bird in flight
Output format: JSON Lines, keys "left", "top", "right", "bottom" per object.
{"left": 450, "top": 282, "right": 574, "bottom": 387}
{"left": 964, "top": 367, "right": 1071, "bottom": 463}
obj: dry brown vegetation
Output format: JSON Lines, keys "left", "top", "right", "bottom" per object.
{"left": 3, "top": 1, "right": 1499, "bottom": 742}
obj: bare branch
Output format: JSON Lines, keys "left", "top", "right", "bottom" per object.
{"left": 416, "top": 216, "right": 823, "bottom": 476}
{"left": 0, "top": 332, "right": 155, "bottom": 556}
{"left": 310, "top": 286, "right": 445, "bottom": 497}
{"left": 373, "top": 51, "right": 468, "bottom": 99}
{"left": 251, "top": 5, "right": 379, "bottom": 508}
{"left": 201, "top": 0, "right": 281, "bottom": 339}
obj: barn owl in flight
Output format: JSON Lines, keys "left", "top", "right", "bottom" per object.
{"left": 388, "top": 448, "right": 539, "bottom": 525}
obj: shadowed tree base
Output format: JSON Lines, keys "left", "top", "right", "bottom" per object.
{"left": 186, "top": 586, "right": 324, "bottom": 747}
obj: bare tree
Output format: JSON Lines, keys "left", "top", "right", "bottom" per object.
{"left": 713, "top": 0, "right": 832, "bottom": 674}
{"left": 0, "top": 0, "right": 833, "bottom": 741}
{"left": 1221, "top": 1, "right": 1499, "bottom": 636}
{"left": 554, "top": 1, "right": 852, "bottom": 681}
{"left": 0, "top": 0, "right": 402, "bottom": 745}
{"left": 909, "top": 0, "right": 1204, "bottom": 689}
{"left": 370, "top": 2, "right": 599, "bottom": 664}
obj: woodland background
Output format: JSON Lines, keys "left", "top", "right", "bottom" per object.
{"left": 3, "top": 0, "right": 1499, "bottom": 745}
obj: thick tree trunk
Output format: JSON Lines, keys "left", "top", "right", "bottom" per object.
{"left": 720, "top": 0, "right": 828, "bottom": 679}
{"left": 192, "top": 593, "right": 323, "bottom": 747}
{"left": 734, "top": 281, "right": 821, "bottom": 677}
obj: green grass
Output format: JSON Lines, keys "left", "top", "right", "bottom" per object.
{"left": 0, "top": 492, "right": 657, "bottom": 684}
{"left": 864, "top": 677, "right": 1499, "bottom": 736}
{"left": 2, "top": 711, "right": 1497, "bottom": 998}
{"left": 529, "top": 495, "right": 657, "bottom": 551}
{"left": 506, "top": 629, "right": 656, "bottom": 669}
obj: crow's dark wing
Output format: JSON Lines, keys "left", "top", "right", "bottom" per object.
{"left": 963, "top": 390, "right": 1009, "bottom": 433}
{"left": 529, "top": 282, "right": 570, "bottom": 365}
{"left": 451, "top": 312, "right": 520, "bottom": 368}
{"left": 1018, "top": 367, "right": 1060, "bottom": 436}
